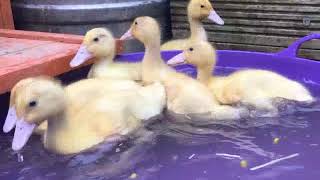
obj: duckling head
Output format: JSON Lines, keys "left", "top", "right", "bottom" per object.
{"left": 188, "top": 0, "right": 224, "bottom": 25}
{"left": 3, "top": 78, "right": 34, "bottom": 133}
{"left": 120, "top": 16, "right": 161, "bottom": 46}
{"left": 168, "top": 41, "right": 216, "bottom": 68}
{"left": 70, "top": 28, "right": 116, "bottom": 67}
{"left": 4, "top": 77, "right": 66, "bottom": 151}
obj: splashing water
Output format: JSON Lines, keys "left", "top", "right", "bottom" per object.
{"left": 17, "top": 152, "right": 24, "bottom": 163}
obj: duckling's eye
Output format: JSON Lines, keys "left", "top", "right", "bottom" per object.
{"left": 200, "top": 5, "right": 205, "bottom": 8}
{"left": 134, "top": 21, "right": 138, "bottom": 25}
{"left": 28, "top": 101, "right": 37, "bottom": 108}
{"left": 189, "top": 47, "right": 194, "bottom": 52}
{"left": 93, "top": 37, "right": 99, "bottom": 42}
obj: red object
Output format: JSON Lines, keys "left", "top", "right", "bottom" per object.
{"left": 0, "top": 0, "right": 14, "bottom": 29}
{"left": 0, "top": 29, "right": 123, "bottom": 94}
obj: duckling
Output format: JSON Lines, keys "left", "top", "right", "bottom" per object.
{"left": 3, "top": 78, "right": 47, "bottom": 136}
{"left": 120, "top": 16, "right": 245, "bottom": 120}
{"left": 167, "top": 41, "right": 314, "bottom": 114}
{"left": 3, "top": 76, "right": 165, "bottom": 154}
{"left": 3, "top": 70, "right": 144, "bottom": 136}
{"left": 70, "top": 28, "right": 141, "bottom": 80}
{"left": 161, "top": 0, "right": 224, "bottom": 50}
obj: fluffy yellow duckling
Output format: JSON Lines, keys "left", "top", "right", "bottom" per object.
{"left": 120, "top": 16, "right": 245, "bottom": 120}
{"left": 167, "top": 41, "right": 314, "bottom": 114}
{"left": 3, "top": 78, "right": 47, "bottom": 136}
{"left": 3, "top": 76, "right": 165, "bottom": 154}
{"left": 161, "top": 0, "right": 224, "bottom": 50}
{"left": 70, "top": 28, "right": 141, "bottom": 80}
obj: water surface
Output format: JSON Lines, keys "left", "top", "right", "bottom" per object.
{"left": 0, "top": 67, "right": 319, "bottom": 180}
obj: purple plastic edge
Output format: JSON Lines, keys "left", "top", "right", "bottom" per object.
{"left": 277, "top": 33, "right": 320, "bottom": 58}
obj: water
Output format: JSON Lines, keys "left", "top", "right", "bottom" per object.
{"left": 1, "top": 67, "right": 320, "bottom": 180}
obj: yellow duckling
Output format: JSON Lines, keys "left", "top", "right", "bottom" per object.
{"left": 6, "top": 29, "right": 140, "bottom": 136}
{"left": 161, "top": 0, "right": 224, "bottom": 50}
{"left": 3, "top": 76, "right": 165, "bottom": 154}
{"left": 70, "top": 28, "right": 141, "bottom": 80}
{"left": 3, "top": 78, "right": 47, "bottom": 136}
{"left": 120, "top": 16, "right": 245, "bottom": 120}
{"left": 167, "top": 41, "right": 314, "bottom": 114}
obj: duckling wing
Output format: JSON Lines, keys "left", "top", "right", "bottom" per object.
{"left": 164, "top": 74, "right": 218, "bottom": 114}
{"left": 227, "top": 70, "right": 313, "bottom": 102}
{"left": 89, "top": 62, "right": 142, "bottom": 81}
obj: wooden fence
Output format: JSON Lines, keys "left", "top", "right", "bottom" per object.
{"left": 170, "top": 0, "right": 320, "bottom": 60}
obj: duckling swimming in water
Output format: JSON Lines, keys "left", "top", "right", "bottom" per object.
{"left": 3, "top": 76, "right": 165, "bottom": 154}
{"left": 161, "top": 0, "right": 224, "bottom": 50}
{"left": 70, "top": 28, "right": 141, "bottom": 80}
{"left": 167, "top": 41, "right": 314, "bottom": 115}
{"left": 121, "top": 16, "right": 246, "bottom": 120}
{"left": 3, "top": 78, "right": 47, "bottom": 136}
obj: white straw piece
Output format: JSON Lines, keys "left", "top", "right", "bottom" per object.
{"left": 17, "top": 152, "right": 24, "bottom": 163}
{"left": 216, "top": 153, "right": 242, "bottom": 160}
{"left": 250, "top": 153, "right": 299, "bottom": 171}
{"left": 188, "top": 154, "right": 196, "bottom": 160}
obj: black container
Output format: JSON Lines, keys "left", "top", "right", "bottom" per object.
{"left": 11, "top": 0, "right": 172, "bottom": 52}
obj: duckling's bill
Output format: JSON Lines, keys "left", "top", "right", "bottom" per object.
{"left": 120, "top": 29, "right": 134, "bottom": 41}
{"left": 12, "top": 119, "right": 36, "bottom": 151}
{"left": 3, "top": 106, "right": 17, "bottom": 133}
{"left": 167, "top": 53, "right": 186, "bottom": 66}
{"left": 3, "top": 104, "right": 36, "bottom": 151}
{"left": 208, "top": 10, "right": 224, "bottom": 25}
{"left": 70, "top": 45, "right": 93, "bottom": 68}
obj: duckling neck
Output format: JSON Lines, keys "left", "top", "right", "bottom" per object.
{"left": 197, "top": 65, "right": 214, "bottom": 85}
{"left": 94, "top": 55, "right": 115, "bottom": 67}
{"left": 47, "top": 112, "right": 65, "bottom": 130}
{"left": 189, "top": 17, "right": 207, "bottom": 41}
{"left": 143, "top": 41, "right": 169, "bottom": 75}
{"left": 144, "top": 40, "right": 162, "bottom": 63}
{"left": 45, "top": 111, "right": 67, "bottom": 145}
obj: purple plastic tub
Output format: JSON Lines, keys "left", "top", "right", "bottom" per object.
{"left": 116, "top": 34, "right": 320, "bottom": 180}
{"left": 1, "top": 34, "right": 320, "bottom": 180}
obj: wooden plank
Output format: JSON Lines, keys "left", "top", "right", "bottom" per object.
{"left": 173, "top": 0, "right": 320, "bottom": 5}
{"left": 0, "top": 41, "right": 81, "bottom": 94}
{"left": 172, "top": 8, "right": 320, "bottom": 22}
{"left": 215, "top": 42, "right": 320, "bottom": 60}
{"left": 0, "top": 13, "right": 4, "bottom": 28}
{"left": 172, "top": 30, "right": 320, "bottom": 50}
{"left": 216, "top": 4, "right": 320, "bottom": 13}
{"left": 0, "top": 37, "right": 50, "bottom": 56}
{"left": 172, "top": 16, "right": 320, "bottom": 29}
{"left": 172, "top": 23, "right": 318, "bottom": 37}
{"left": 0, "top": 29, "right": 124, "bottom": 53}
{"left": 212, "top": 0, "right": 320, "bottom": 5}
{"left": 172, "top": 2, "right": 320, "bottom": 13}
{"left": 0, "top": 0, "right": 14, "bottom": 29}
{"left": 0, "top": 42, "right": 78, "bottom": 64}
{"left": 0, "top": 29, "right": 83, "bottom": 44}
{"left": 0, "top": 29, "right": 125, "bottom": 94}
{"left": 0, "top": 54, "right": 77, "bottom": 95}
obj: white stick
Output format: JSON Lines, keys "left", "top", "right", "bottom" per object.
{"left": 250, "top": 153, "right": 299, "bottom": 171}
{"left": 188, "top": 154, "right": 196, "bottom": 159}
{"left": 216, "top": 153, "right": 242, "bottom": 159}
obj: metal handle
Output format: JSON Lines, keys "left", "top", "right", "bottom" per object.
{"left": 277, "top": 33, "right": 320, "bottom": 57}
